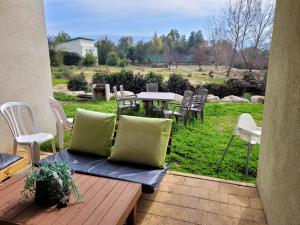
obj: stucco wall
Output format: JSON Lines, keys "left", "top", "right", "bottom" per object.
{"left": 257, "top": 0, "right": 300, "bottom": 224}
{"left": 0, "top": 0, "right": 55, "bottom": 153}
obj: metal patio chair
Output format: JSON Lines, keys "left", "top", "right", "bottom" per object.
{"left": 163, "top": 90, "right": 193, "bottom": 125}
{"left": 113, "top": 86, "right": 138, "bottom": 116}
{"left": 189, "top": 88, "right": 208, "bottom": 123}
{"left": 119, "top": 85, "right": 140, "bottom": 110}
{"left": 146, "top": 83, "right": 159, "bottom": 92}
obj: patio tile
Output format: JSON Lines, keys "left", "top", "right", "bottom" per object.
{"left": 164, "top": 174, "right": 186, "bottom": 184}
{"left": 249, "top": 198, "right": 263, "bottom": 209}
{"left": 208, "top": 190, "right": 229, "bottom": 203}
{"left": 206, "top": 212, "right": 231, "bottom": 225}
{"left": 184, "top": 208, "right": 206, "bottom": 224}
{"left": 198, "top": 199, "right": 220, "bottom": 213}
{"left": 230, "top": 218, "right": 267, "bottom": 225}
{"left": 148, "top": 214, "right": 195, "bottom": 225}
{"left": 191, "top": 187, "right": 209, "bottom": 199}
{"left": 138, "top": 174, "right": 267, "bottom": 225}
{"left": 220, "top": 203, "right": 266, "bottom": 223}
{"left": 165, "top": 204, "right": 187, "bottom": 221}
{"left": 238, "top": 186, "right": 259, "bottom": 198}
{"left": 184, "top": 177, "right": 203, "bottom": 187}
{"left": 228, "top": 194, "right": 251, "bottom": 207}
{"left": 158, "top": 182, "right": 193, "bottom": 196}
{"left": 220, "top": 183, "right": 240, "bottom": 195}
{"left": 137, "top": 212, "right": 151, "bottom": 225}
{"left": 141, "top": 192, "right": 160, "bottom": 201}
{"left": 202, "top": 180, "right": 220, "bottom": 191}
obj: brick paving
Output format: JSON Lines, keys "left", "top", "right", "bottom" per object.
{"left": 137, "top": 173, "right": 267, "bottom": 225}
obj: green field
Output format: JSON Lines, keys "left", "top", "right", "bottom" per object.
{"left": 45, "top": 92, "right": 264, "bottom": 183}
{"left": 52, "top": 65, "right": 260, "bottom": 87}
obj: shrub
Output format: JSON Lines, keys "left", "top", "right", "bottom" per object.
{"left": 51, "top": 66, "right": 72, "bottom": 79}
{"left": 82, "top": 53, "right": 97, "bottom": 66}
{"left": 243, "top": 92, "right": 252, "bottom": 100}
{"left": 62, "top": 52, "right": 82, "bottom": 65}
{"left": 144, "top": 72, "right": 166, "bottom": 91}
{"left": 118, "top": 58, "right": 131, "bottom": 67}
{"left": 49, "top": 49, "right": 64, "bottom": 67}
{"left": 67, "top": 72, "right": 88, "bottom": 91}
{"left": 166, "top": 74, "right": 191, "bottom": 95}
{"left": 92, "top": 69, "right": 111, "bottom": 84}
{"left": 202, "top": 79, "right": 246, "bottom": 98}
{"left": 106, "top": 52, "right": 119, "bottom": 66}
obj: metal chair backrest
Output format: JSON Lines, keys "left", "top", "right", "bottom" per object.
{"left": 49, "top": 97, "right": 69, "bottom": 127}
{"left": 146, "top": 83, "right": 158, "bottom": 92}
{"left": 196, "top": 88, "right": 208, "bottom": 102}
{"left": 192, "top": 88, "right": 208, "bottom": 110}
{"left": 180, "top": 90, "right": 193, "bottom": 113}
{"left": 113, "top": 86, "right": 120, "bottom": 100}
{"left": 0, "top": 102, "right": 39, "bottom": 138}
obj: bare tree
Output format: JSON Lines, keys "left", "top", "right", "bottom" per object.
{"left": 208, "top": 22, "right": 233, "bottom": 68}
{"left": 190, "top": 45, "right": 210, "bottom": 71}
{"left": 222, "top": 0, "right": 245, "bottom": 76}
{"left": 240, "top": 0, "right": 275, "bottom": 72}
{"left": 219, "top": 0, "right": 274, "bottom": 76}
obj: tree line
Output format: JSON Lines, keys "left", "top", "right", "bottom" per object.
{"left": 49, "top": 0, "right": 274, "bottom": 76}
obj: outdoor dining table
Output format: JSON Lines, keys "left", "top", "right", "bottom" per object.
{"left": 137, "top": 92, "right": 177, "bottom": 115}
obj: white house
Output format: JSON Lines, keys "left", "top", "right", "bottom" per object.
{"left": 56, "top": 37, "right": 98, "bottom": 58}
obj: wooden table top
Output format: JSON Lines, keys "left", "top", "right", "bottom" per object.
{"left": 137, "top": 92, "right": 176, "bottom": 101}
{"left": 0, "top": 174, "right": 142, "bottom": 225}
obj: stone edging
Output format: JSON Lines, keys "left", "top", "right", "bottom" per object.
{"left": 168, "top": 171, "right": 257, "bottom": 188}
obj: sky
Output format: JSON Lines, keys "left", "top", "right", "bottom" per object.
{"left": 44, "top": 0, "right": 226, "bottom": 42}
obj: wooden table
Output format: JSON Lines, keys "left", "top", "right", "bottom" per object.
{"left": 0, "top": 174, "right": 142, "bottom": 225}
{"left": 137, "top": 92, "right": 177, "bottom": 114}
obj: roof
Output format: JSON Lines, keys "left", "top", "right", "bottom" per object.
{"left": 62, "top": 37, "right": 95, "bottom": 43}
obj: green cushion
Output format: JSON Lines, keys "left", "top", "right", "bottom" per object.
{"left": 110, "top": 115, "right": 172, "bottom": 168}
{"left": 69, "top": 109, "right": 116, "bottom": 157}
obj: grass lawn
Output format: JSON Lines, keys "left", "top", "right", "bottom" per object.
{"left": 52, "top": 78, "right": 68, "bottom": 86}
{"left": 49, "top": 93, "right": 264, "bottom": 184}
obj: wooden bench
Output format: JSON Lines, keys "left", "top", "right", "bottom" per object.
{"left": 0, "top": 174, "right": 142, "bottom": 225}
{"left": 0, "top": 154, "right": 27, "bottom": 183}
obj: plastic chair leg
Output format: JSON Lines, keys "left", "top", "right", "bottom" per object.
{"left": 244, "top": 143, "right": 252, "bottom": 178}
{"left": 57, "top": 123, "right": 64, "bottom": 150}
{"left": 31, "top": 142, "right": 40, "bottom": 163}
{"left": 216, "top": 135, "right": 235, "bottom": 171}
{"left": 51, "top": 139, "right": 56, "bottom": 153}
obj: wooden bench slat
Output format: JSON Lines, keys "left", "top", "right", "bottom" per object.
{"left": 100, "top": 183, "right": 141, "bottom": 225}
{"left": 83, "top": 182, "right": 129, "bottom": 225}
{"left": 22, "top": 174, "right": 92, "bottom": 225}
{"left": 54, "top": 177, "right": 111, "bottom": 225}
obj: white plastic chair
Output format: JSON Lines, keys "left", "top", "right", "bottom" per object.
{"left": 216, "top": 113, "right": 262, "bottom": 177}
{"left": 0, "top": 102, "right": 56, "bottom": 163}
{"left": 49, "top": 97, "right": 73, "bottom": 150}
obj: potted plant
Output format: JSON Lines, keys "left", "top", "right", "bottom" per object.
{"left": 22, "top": 161, "right": 83, "bottom": 208}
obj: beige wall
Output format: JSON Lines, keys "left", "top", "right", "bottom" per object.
{"left": 0, "top": 0, "right": 55, "bottom": 153}
{"left": 257, "top": 0, "right": 300, "bottom": 224}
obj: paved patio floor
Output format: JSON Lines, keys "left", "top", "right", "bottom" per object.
{"left": 137, "top": 172, "right": 267, "bottom": 225}
{"left": 16, "top": 150, "right": 266, "bottom": 225}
